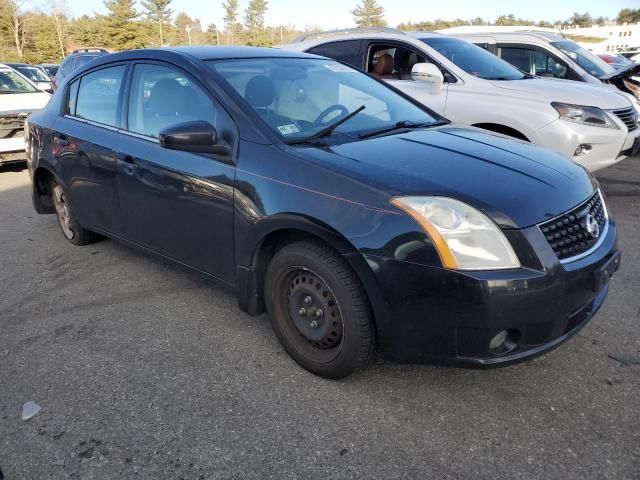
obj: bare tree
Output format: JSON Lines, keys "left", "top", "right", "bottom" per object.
{"left": 48, "top": 0, "right": 68, "bottom": 58}
{"left": 0, "top": 0, "right": 29, "bottom": 59}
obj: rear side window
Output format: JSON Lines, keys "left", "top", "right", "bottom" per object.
{"left": 308, "top": 40, "right": 363, "bottom": 69}
{"left": 75, "top": 65, "right": 126, "bottom": 127}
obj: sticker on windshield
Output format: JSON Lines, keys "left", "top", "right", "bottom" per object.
{"left": 325, "top": 63, "right": 355, "bottom": 73}
{"left": 277, "top": 124, "right": 301, "bottom": 136}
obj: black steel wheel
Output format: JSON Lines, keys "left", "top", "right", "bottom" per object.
{"left": 265, "top": 240, "right": 375, "bottom": 379}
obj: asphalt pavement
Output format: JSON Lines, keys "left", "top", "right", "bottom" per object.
{"left": 0, "top": 157, "right": 639, "bottom": 479}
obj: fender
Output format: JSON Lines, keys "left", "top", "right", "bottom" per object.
{"left": 235, "top": 213, "right": 389, "bottom": 335}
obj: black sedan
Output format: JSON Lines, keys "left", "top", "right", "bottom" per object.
{"left": 24, "top": 47, "right": 620, "bottom": 378}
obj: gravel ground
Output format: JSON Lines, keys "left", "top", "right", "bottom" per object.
{"left": 0, "top": 158, "right": 639, "bottom": 479}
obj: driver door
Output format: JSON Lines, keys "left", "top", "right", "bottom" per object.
{"left": 366, "top": 42, "right": 449, "bottom": 115}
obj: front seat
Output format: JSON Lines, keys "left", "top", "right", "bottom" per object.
{"left": 399, "top": 52, "right": 419, "bottom": 80}
{"left": 370, "top": 53, "right": 398, "bottom": 80}
{"left": 244, "top": 75, "right": 292, "bottom": 128}
{"left": 145, "top": 78, "right": 186, "bottom": 136}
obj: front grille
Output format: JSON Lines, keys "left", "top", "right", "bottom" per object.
{"left": 0, "top": 113, "right": 27, "bottom": 140}
{"left": 612, "top": 107, "right": 638, "bottom": 132}
{"left": 539, "top": 191, "right": 607, "bottom": 262}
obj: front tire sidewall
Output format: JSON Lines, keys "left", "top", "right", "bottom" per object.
{"left": 265, "top": 244, "right": 373, "bottom": 379}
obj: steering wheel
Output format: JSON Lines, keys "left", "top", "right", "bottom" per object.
{"left": 314, "top": 104, "right": 349, "bottom": 125}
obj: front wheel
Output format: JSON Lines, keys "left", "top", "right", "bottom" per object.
{"left": 264, "top": 240, "right": 375, "bottom": 379}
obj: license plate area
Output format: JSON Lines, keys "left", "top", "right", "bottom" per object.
{"left": 594, "top": 251, "right": 621, "bottom": 291}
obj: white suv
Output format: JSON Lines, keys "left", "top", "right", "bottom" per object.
{"left": 282, "top": 30, "right": 640, "bottom": 172}
{"left": 451, "top": 31, "right": 640, "bottom": 108}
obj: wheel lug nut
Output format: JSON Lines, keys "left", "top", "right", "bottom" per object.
{"left": 298, "top": 308, "right": 306, "bottom": 315}
{"left": 304, "top": 296, "right": 312, "bottom": 305}
{"left": 315, "top": 309, "right": 323, "bottom": 318}
{"left": 309, "top": 320, "right": 318, "bottom": 329}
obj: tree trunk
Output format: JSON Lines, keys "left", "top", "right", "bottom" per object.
{"left": 159, "top": 19, "right": 164, "bottom": 46}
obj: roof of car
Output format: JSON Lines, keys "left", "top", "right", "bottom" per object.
{"left": 4, "top": 62, "right": 31, "bottom": 67}
{"left": 452, "top": 31, "right": 566, "bottom": 43}
{"left": 169, "top": 46, "right": 316, "bottom": 60}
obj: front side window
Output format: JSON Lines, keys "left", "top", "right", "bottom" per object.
{"left": 127, "top": 63, "right": 219, "bottom": 139}
{"left": 367, "top": 44, "right": 431, "bottom": 81}
{"left": 0, "top": 70, "right": 39, "bottom": 94}
{"left": 421, "top": 37, "right": 525, "bottom": 81}
{"left": 551, "top": 40, "right": 614, "bottom": 77}
{"left": 498, "top": 47, "right": 569, "bottom": 78}
{"left": 75, "top": 65, "right": 125, "bottom": 127}
{"left": 209, "top": 58, "right": 439, "bottom": 142}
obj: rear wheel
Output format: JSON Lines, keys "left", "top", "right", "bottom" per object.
{"left": 51, "top": 179, "right": 101, "bottom": 245}
{"left": 265, "top": 240, "right": 375, "bottom": 379}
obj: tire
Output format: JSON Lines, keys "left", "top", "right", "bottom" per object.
{"left": 51, "top": 178, "right": 101, "bottom": 246}
{"left": 264, "top": 240, "right": 375, "bottom": 379}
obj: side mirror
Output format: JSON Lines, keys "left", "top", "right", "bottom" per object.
{"left": 45, "top": 88, "right": 54, "bottom": 94}
{"left": 411, "top": 63, "right": 444, "bottom": 94}
{"left": 159, "top": 121, "right": 230, "bottom": 155}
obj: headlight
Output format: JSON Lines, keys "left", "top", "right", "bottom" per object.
{"left": 391, "top": 197, "right": 520, "bottom": 270}
{"left": 552, "top": 102, "right": 618, "bottom": 129}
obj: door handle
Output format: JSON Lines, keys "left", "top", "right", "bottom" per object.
{"left": 53, "top": 135, "right": 69, "bottom": 147}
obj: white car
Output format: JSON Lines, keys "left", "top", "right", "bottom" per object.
{"left": 450, "top": 31, "right": 640, "bottom": 108}
{"left": 282, "top": 30, "right": 640, "bottom": 172}
{"left": 5, "top": 63, "right": 53, "bottom": 92}
{"left": 0, "top": 64, "right": 50, "bottom": 166}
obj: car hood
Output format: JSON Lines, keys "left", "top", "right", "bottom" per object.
{"left": 599, "top": 62, "right": 640, "bottom": 82}
{"left": 298, "top": 126, "right": 596, "bottom": 229}
{"left": 0, "top": 91, "right": 50, "bottom": 113}
{"left": 489, "top": 77, "right": 630, "bottom": 109}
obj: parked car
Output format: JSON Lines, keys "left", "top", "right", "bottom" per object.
{"left": 450, "top": 32, "right": 640, "bottom": 107}
{"left": 598, "top": 53, "right": 633, "bottom": 71}
{"left": 26, "top": 47, "right": 621, "bottom": 378}
{"left": 39, "top": 63, "right": 60, "bottom": 77}
{"left": 0, "top": 64, "right": 50, "bottom": 166}
{"left": 4, "top": 62, "right": 52, "bottom": 92}
{"left": 53, "top": 48, "right": 109, "bottom": 91}
{"left": 282, "top": 30, "right": 640, "bottom": 172}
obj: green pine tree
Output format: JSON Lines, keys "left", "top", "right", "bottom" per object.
{"left": 101, "top": 0, "right": 148, "bottom": 50}
{"left": 244, "top": 0, "right": 268, "bottom": 43}
{"left": 350, "top": 0, "right": 386, "bottom": 28}
{"left": 141, "top": 0, "right": 173, "bottom": 46}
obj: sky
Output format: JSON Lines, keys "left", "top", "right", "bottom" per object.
{"left": 24, "top": 0, "right": 640, "bottom": 30}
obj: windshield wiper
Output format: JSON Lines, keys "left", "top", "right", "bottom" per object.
{"left": 357, "top": 120, "right": 440, "bottom": 139}
{"left": 310, "top": 104, "right": 366, "bottom": 140}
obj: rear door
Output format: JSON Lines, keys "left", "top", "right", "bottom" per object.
{"left": 115, "top": 61, "right": 237, "bottom": 284}
{"left": 53, "top": 63, "right": 129, "bottom": 236}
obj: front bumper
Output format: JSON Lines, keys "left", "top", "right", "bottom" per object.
{"left": 362, "top": 219, "right": 619, "bottom": 367}
{"left": 534, "top": 119, "right": 640, "bottom": 172}
{"left": 0, "top": 137, "right": 27, "bottom": 166}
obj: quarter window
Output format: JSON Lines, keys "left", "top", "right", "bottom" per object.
{"left": 67, "top": 79, "right": 80, "bottom": 115}
{"left": 74, "top": 65, "right": 126, "bottom": 127}
{"left": 127, "top": 63, "right": 219, "bottom": 139}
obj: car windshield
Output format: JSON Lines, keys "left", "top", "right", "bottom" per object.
{"left": 420, "top": 37, "right": 526, "bottom": 80}
{"left": 0, "top": 69, "right": 39, "bottom": 94}
{"left": 551, "top": 41, "right": 615, "bottom": 77}
{"left": 43, "top": 65, "right": 59, "bottom": 76}
{"left": 208, "top": 57, "right": 439, "bottom": 142}
{"left": 17, "top": 66, "right": 50, "bottom": 82}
